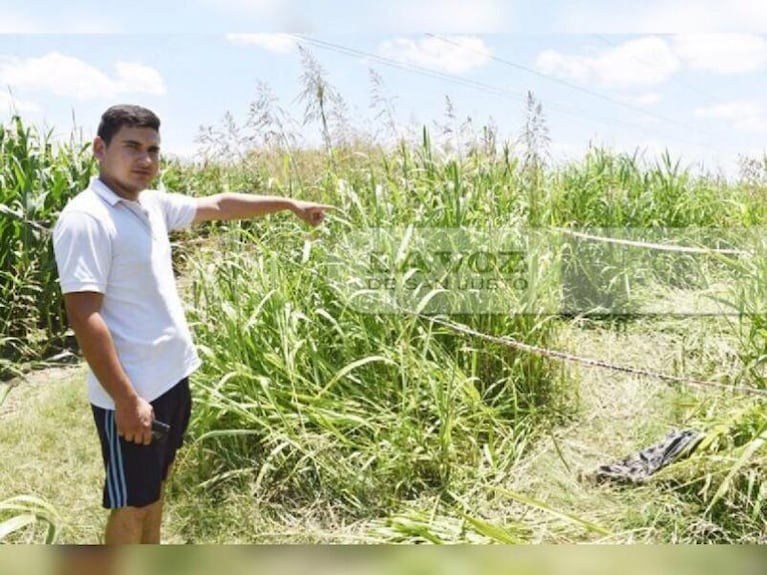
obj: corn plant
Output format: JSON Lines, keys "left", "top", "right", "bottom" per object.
{"left": 0, "top": 116, "right": 95, "bottom": 368}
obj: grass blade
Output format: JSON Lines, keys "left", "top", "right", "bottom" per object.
{"left": 492, "top": 486, "right": 611, "bottom": 536}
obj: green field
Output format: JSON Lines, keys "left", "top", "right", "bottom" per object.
{"left": 2, "top": 88, "right": 767, "bottom": 543}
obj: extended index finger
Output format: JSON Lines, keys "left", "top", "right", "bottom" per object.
{"left": 309, "top": 204, "right": 337, "bottom": 211}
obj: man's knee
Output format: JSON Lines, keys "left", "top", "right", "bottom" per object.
{"left": 111, "top": 500, "right": 160, "bottom": 521}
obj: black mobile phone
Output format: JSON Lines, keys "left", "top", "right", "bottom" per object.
{"left": 151, "top": 419, "right": 170, "bottom": 440}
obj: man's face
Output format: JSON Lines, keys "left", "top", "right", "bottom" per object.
{"left": 94, "top": 126, "right": 161, "bottom": 197}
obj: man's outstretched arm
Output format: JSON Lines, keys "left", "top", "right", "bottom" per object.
{"left": 193, "top": 193, "right": 333, "bottom": 226}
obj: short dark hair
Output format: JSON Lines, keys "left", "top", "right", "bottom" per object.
{"left": 97, "top": 104, "right": 161, "bottom": 145}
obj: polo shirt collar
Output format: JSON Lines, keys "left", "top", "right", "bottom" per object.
{"left": 90, "top": 177, "right": 125, "bottom": 206}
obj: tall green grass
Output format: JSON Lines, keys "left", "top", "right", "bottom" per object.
{"left": 180, "top": 62, "right": 767, "bottom": 538}
{"left": 185, "top": 143, "right": 569, "bottom": 518}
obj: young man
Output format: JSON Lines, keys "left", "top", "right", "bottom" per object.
{"left": 53, "top": 104, "right": 331, "bottom": 544}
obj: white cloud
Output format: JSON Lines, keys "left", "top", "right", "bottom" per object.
{"left": 554, "top": 0, "right": 767, "bottom": 32}
{"left": 0, "top": 90, "right": 40, "bottom": 114}
{"left": 0, "top": 11, "right": 42, "bottom": 33}
{"left": 225, "top": 33, "right": 298, "bottom": 53}
{"left": 377, "top": 36, "right": 491, "bottom": 75}
{"left": 200, "top": 0, "right": 281, "bottom": 11}
{"left": 535, "top": 34, "right": 767, "bottom": 101}
{"left": 199, "top": 0, "right": 299, "bottom": 26}
{"left": 382, "top": 0, "right": 511, "bottom": 33}
{"left": 536, "top": 37, "right": 679, "bottom": 89}
{"left": 620, "top": 93, "right": 662, "bottom": 106}
{"left": 203, "top": 0, "right": 509, "bottom": 32}
{"left": 641, "top": 1, "right": 767, "bottom": 33}
{"left": 0, "top": 53, "right": 165, "bottom": 100}
{"left": 673, "top": 34, "right": 767, "bottom": 74}
{"left": 695, "top": 101, "right": 761, "bottom": 120}
{"left": 199, "top": 0, "right": 309, "bottom": 31}
{"left": 694, "top": 101, "right": 767, "bottom": 133}
{"left": 113, "top": 62, "right": 165, "bottom": 95}
{"left": 0, "top": 7, "right": 118, "bottom": 33}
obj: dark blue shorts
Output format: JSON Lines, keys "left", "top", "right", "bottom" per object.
{"left": 91, "top": 378, "right": 191, "bottom": 509}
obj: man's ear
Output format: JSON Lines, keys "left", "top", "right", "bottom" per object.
{"left": 93, "top": 136, "right": 106, "bottom": 161}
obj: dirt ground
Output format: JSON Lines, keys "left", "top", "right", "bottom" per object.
{"left": 0, "top": 364, "right": 84, "bottom": 418}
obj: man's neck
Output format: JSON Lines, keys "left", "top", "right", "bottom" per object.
{"left": 98, "top": 174, "right": 141, "bottom": 202}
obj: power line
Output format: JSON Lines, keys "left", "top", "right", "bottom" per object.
{"left": 427, "top": 33, "right": 727, "bottom": 149}
{"left": 291, "top": 35, "right": 526, "bottom": 102}
{"left": 590, "top": 34, "right": 751, "bottom": 159}
{"left": 290, "top": 35, "right": 733, "bottom": 155}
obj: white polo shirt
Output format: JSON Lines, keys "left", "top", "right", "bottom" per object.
{"left": 53, "top": 177, "right": 201, "bottom": 409}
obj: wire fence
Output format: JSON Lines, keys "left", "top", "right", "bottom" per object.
{"left": 5, "top": 208, "right": 765, "bottom": 397}
{"left": 556, "top": 227, "right": 752, "bottom": 256}
{"left": 420, "top": 313, "right": 767, "bottom": 398}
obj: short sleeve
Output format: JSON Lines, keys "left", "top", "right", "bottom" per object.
{"left": 155, "top": 191, "right": 197, "bottom": 231}
{"left": 53, "top": 211, "right": 112, "bottom": 294}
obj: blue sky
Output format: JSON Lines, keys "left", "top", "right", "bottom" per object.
{"left": 1, "top": 1, "right": 767, "bottom": 177}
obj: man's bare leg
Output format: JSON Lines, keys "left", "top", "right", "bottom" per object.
{"left": 104, "top": 464, "right": 175, "bottom": 543}
{"left": 142, "top": 463, "right": 173, "bottom": 543}
{"left": 141, "top": 489, "right": 165, "bottom": 544}
{"left": 105, "top": 506, "right": 150, "bottom": 544}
